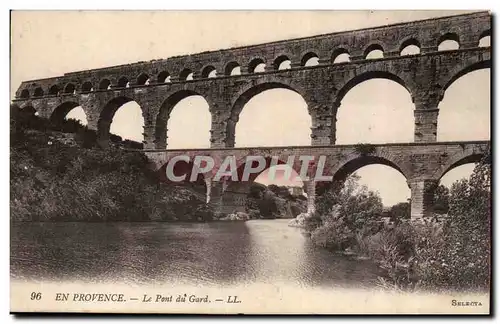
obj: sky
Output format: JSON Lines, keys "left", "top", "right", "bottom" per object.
{"left": 10, "top": 11, "right": 490, "bottom": 206}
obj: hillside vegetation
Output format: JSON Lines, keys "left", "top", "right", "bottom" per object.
{"left": 10, "top": 108, "right": 304, "bottom": 222}
{"left": 10, "top": 110, "right": 214, "bottom": 222}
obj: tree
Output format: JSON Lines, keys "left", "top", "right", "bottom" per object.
{"left": 448, "top": 153, "right": 491, "bottom": 228}
{"left": 388, "top": 202, "right": 411, "bottom": 221}
{"left": 415, "top": 151, "right": 491, "bottom": 290}
{"left": 315, "top": 174, "right": 361, "bottom": 218}
{"left": 309, "top": 173, "right": 384, "bottom": 250}
{"left": 248, "top": 182, "right": 265, "bottom": 199}
{"left": 258, "top": 190, "right": 279, "bottom": 218}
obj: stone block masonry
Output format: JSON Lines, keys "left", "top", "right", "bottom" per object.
{"left": 12, "top": 11, "right": 491, "bottom": 218}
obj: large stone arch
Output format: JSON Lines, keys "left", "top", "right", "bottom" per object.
{"left": 97, "top": 96, "right": 137, "bottom": 144}
{"left": 232, "top": 155, "right": 305, "bottom": 183}
{"left": 333, "top": 70, "right": 415, "bottom": 145}
{"left": 320, "top": 150, "right": 412, "bottom": 211}
{"left": 330, "top": 151, "right": 411, "bottom": 184}
{"left": 154, "top": 89, "right": 210, "bottom": 149}
{"left": 435, "top": 56, "right": 490, "bottom": 142}
{"left": 438, "top": 57, "right": 491, "bottom": 100}
{"left": 17, "top": 97, "right": 83, "bottom": 120}
{"left": 335, "top": 70, "right": 414, "bottom": 106}
{"left": 432, "top": 146, "right": 488, "bottom": 180}
{"left": 226, "top": 79, "right": 310, "bottom": 147}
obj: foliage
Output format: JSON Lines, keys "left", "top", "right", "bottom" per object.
{"left": 315, "top": 176, "right": 358, "bottom": 217}
{"left": 246, "top": 183, "right": 306, "bottom": 219}
{"left": 11, "top": 109, "right": 143, "bottom": 149}
{"left": 310, "top": 174, "right": 384, "bottom": 251}
{"left": 413, "top": 152, "right": 491, "bottom": 291}
{"left": 433, "top": 184, "right": 450, "bottom": 215}
{"left": 248, "top": 182, "right": 266, "bottom": 199}
{"left": 267, "top": 184, "right": 292, "bottom": 199}
{"left": 387, "top": 202, "right": 411, "bottom": 222}
{"left": 256, "top": 190, "right": 279, "bottom": 219}
{"left": 448, "top": 152, "right": 491, "bottom": 227}
{"left": 308, "top": 150, "right": 491, "bottom": 292}
{"left": 353, "top": 143, "right": 377, "bottom": 156}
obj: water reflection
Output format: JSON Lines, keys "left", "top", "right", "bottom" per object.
{"left": 11, "top": 220, "right": 382, "bottom": 288}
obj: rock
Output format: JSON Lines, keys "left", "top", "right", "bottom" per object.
{"left": 288, "top": 212, "right": 310, "bottom": 228}
{"left": 343, "top": 247, "right": 356, "bottom": 256}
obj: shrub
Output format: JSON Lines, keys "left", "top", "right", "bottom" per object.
{"left": 310, "top": 174, "right": 384, "bottom": 251}
{"left": 387, "top": 202, "right": 411, "bottom": 222}
{"left": 309, "top": 150, "right": 491, "bottom": 292}
{"left": 413, "top": 154, "right": 490, "bottom": 291}
{"left": 433, "top": 184, "right": 450, "bottom": 215}
{"left": 354, "top": 143, "right": 376, "bottom": 156}
{"left": 311, "top": 207, "right": 354, "bottom": 250}
{"left": 10, "top": 112, "right": 214, "bottom": 222}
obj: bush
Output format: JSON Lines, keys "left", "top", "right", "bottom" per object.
{"left": 413, "top": 153, "right": 491, "bottom": 291}
{"left": 354, "top": 143, "right": 376, "bottom": 156}
{"left": 310, "top": 174, "right": 384, "bottom": 251}
{"left": 246, "top": 183, "right": 306, "bottom": 219}
{"left": 433, "top": 184, "right": 450, "bottom": 215}
{"left": 387, "top": 202, "right": 411, "bottom": 222}
{"left": 308, "top": 150, "right": 491, "bottom": 292}
{"left": 10, "top": 112, "right": 214, "bottom": 222}
{"left": 311, "top": 207, "right": 354, "bottom": 250}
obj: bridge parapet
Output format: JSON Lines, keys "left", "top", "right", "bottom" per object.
{"left": 146, "top": 141, "right": 490, "bottom": 179}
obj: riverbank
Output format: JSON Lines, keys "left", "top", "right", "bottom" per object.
{"left": 297, "top": 157, "right": 491, "bottom": 293}
{"left": 10, "top": 115, "right": 216, "bottom": 222}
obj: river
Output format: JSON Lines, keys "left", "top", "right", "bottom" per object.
{"left": 10, "top": 219, "right": 383, "bottom": 288}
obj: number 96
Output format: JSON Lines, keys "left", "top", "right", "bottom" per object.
{"left": 30, "top": 292, "right": 41, "bottom": 300}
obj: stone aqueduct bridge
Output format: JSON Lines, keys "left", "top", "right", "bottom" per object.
{"left": 13, "top": 12, "right": 491, "bottom": 219}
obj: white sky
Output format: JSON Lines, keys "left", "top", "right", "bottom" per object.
{"left": 11, "top": 11, "right": 490, "bottom": 206}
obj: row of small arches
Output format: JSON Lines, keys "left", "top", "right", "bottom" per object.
{"left": 18, "top": 31, "right": 491, "bottom": 99}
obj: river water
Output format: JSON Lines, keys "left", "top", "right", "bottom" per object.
{"left": 11, "top": 219, "right": 383, "bottom": 289}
